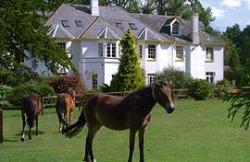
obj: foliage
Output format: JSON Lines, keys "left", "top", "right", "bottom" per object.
{"left": 49, "top": 74, "right": 85, "bottom": 94}
{"left": 213, "top": 79, "right": 231, "bottom": 98}
{"left": 0, "top": 67, "right": 42, "bottom": 86}
{"left": 0, "top": 0, "right": 76, "bottom": 75}
{"left": 0, "top": 85, "right": 12, "bottom": 107}
{"left": 110, "top": 30, "right": 144, "bottom": 91}
{"left": 156, "top": 67, "right": 193, "bottom": 89}
{"left": 7, "top": 83, "right": 55, "bottom": 106}
{"left": 188, "top": 79, "right": 212, "bottom": 100}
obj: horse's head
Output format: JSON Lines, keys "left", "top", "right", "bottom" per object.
{"left": 152, "top": 81, "right": 175, "bottom": 114}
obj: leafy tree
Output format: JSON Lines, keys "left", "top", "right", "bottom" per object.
{"left": 239, "top": 25, "right": 250, "bottom": 65}
{"left": 224, "top": 24, "right": 241, "bottom": 49}
{"left": 110, "top": 30, "right": 144, "bottom": 91}
{"left": 0, "top": 0, "right": 75, "bottom": 76}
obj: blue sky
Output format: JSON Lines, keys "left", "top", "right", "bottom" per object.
{"left": 199, "top": 0, "right": 250, "bottom": 32}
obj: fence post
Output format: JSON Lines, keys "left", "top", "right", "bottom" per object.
{"left": 0, "top": 107, "right": 3, "bottom": 143}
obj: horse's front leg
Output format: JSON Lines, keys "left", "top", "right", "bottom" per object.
{"left": 139, "top": 127, "right": 146, "bottom": 162}
{"left": 20, "top": 112, "right": 26, "bottom": 142}
{"left": 28, "top": 125, "right": 32, "bottom": 140}
{"left": 128, "top": 129, "right": 137, "bottom": 162}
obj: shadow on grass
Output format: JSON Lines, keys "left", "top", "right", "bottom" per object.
{"left": 15, "top": 130, "right": 46, "bottom": 137}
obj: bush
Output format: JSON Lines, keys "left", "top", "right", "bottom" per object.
{"left": 0, "top": 85, "right": 13, "bottom": 107}
{"left": 156, "top": 67, "right": 193, "bottom": 89}
{"left": 50, "top": 74, "right": 84, "bottom": 94}
{"left": 214, "top": 79, "right": 231, "bottom": 98}
{"left": 7, "top": 84, "right": 55, "bottom": 106}
{"left": 188, "top": 79, "right": 212, "bottom": 100}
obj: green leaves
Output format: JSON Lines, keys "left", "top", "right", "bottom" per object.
{"left": 110, "top": 30, "right": 144, "bottom": 91}
{"left": 0, "top": 0, "right": 75, "bottom": 76}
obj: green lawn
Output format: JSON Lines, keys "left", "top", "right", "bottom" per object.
{"left": 0, "top": 99, "right": 250, "bottom": 162}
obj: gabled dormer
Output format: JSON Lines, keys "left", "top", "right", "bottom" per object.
{"left": 162, "top": 17, "right": 181, "bottom": 36}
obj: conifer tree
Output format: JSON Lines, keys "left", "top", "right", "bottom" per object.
{"left": 110, "top": 30, "right": 144, "bottom": 91}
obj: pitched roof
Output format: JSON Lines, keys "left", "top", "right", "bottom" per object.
{"left": 46, "top": 4, "right": 224, "bottom": 45}
{"left": 48, "top": 24, "right": 75, "bottom": 38}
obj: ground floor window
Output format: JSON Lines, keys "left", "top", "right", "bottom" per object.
{"left": 147, "top": 74, "right": 156, "bottom": 85}
{"left": 206, "top": 72, "right": 214, "bottom": 84}
{"left": 92, "top": 74, "right": 98, "bottom": 90}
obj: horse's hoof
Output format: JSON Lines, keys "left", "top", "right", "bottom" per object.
{"left": 28, "top": 135, "right": 32, "bottom": 140}
{"left": 20, "top": 137, "right": 25, "bottom": 142}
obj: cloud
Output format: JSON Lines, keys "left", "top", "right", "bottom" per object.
{"left": 242, "top": 0, "right": 250, "bottom": 9}
{"left": 210, "top": 7, "right": 225, "bottom": 18}
{"left": 221, "top": 0, "right": 241, "bottom": 7}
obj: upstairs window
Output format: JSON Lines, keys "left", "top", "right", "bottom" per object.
{"left": 98, "top": 43, "right": 103, "bottom": 57}
{"left": 75, "top": 20, "right": 83, "bottom": 27}
{"left": 139, "top": 45, "right": 143, "bottom": 58}
{"left": 57, "top": 42, "right": 66, "bottom": 50}
{"left": 129, "top": 23, "right": 137, "bottom": 30}
{"left": 61, "top": 20, "right": 70, "bottom": 27}
{"left": 148, "top": 45, "right": 156, "bottom": 60}
{"left": 206, "top": 47, "right": 214, "bottom": 61}
{"left": 176, "top": 46, "right": 184, "bottom": 61}
{"left": 172, "top": 21, "right": 179, "bottom": 35}
{"left": 106, "top": 43, "right": 116, "bottom": 58}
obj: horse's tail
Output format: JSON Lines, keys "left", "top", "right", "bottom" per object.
{"left": 62, "top": 109, "right": 86, "bottom": 138}
{"left": 56, "top": 95, "right": 68, "bottom": 126}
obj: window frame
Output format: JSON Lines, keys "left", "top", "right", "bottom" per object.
{"left": 92, "top": 74, "right": 98, "bottom": 90}
{"left": 206, "top": 72, "right": 214, "bottom": 84}
{"left": 106, "top": 43, "right": 116, "bottom": 58}
{"left": 172, "top": 21, "right": 180, "bottom": 35}
{"left": 175, "top": 46, "right": 184, "bottom": 61}
{"left": 206, "top": 47, "right": 214, "bottom": 62}
{"left": 148, "top": 44, "right": 156, "bottom": 60}
{"left": 147, "top": 74, "right": 156, "bottom": 85}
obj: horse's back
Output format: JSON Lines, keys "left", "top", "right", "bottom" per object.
{"left": 85, "top": 94, "right": 129, "bottom": 130}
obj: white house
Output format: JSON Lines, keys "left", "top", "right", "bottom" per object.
{"left": 45, "top": 0, "right": 225, "bottom": 89}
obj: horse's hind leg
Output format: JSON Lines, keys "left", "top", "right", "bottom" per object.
{"left": 128, "top": 129, "right": 137, "bottom": 162}
{"left": 139, "top": 127, "right": 146, "bottom": 162}
{"left": 20, "top": 112, "right": 26, "bottom": 142}
{"left": 28, "top": 125, "right": 32, "bottom": 140}
{"left": 83, "top": 125, "right": 101, "bottom": 162}
{"left": 35, "top": 116, "right": 38, "bottom": 135}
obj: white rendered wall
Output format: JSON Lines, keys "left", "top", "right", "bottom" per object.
{"left": 204, "top": 47, "right": 224, "bottom": 83}
{"left": 188, "top": 45, "right": 206, "bottom": 79}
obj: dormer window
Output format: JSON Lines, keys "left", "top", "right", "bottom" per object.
{"left": 61, "top": 20, "right": 70, "bottom": 27}
{"left": 75, "top": 20, "right": 83, "bottom": 27}
{"left": 129, "top": 23, "right": 137, "bottom": 30}
{"left": 172, "top": 21, "right": 180, "bottom": 35}
{"left": 115, "top": 22, "right": 124, "bottom": 30}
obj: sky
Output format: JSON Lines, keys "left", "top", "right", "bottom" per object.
{"left": 199, "top": 0, "right": 250, "bottom": 32}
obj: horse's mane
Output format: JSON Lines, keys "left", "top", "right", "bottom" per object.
{"left": 122, "top": 85, "right": 154, "bottom": 107}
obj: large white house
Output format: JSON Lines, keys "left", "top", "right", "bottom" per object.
{"left": 45, "top": 0, "right": 224, "bottom": 89}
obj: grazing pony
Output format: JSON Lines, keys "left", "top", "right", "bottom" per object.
{"left": 62, "top": 81, "right": 175, "bottom": 162}
{"left": 56, "top": 88, "right": 75, "bottom": 132}
{"left": 21, "top": 93, "right": 43, "bottom": 142}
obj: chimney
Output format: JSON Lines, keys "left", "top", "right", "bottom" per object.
{"left": 90, "top": 0, "right": 99, "bottom": 16}
{"left": 192, "top": 12, "right": 199, "bottom": 45}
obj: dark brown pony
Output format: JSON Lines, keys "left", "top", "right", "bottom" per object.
{"left": 21, "top": 93, "right": 43, "bottom": 142}
{"left": 56, "top": 88, "right": 75, "bottom": 132}
{"left": 62, "top": 81, "right": 175, "bottom": 162}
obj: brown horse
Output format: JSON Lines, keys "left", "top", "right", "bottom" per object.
{"left": 62, "top": 81, "right": 175, "bottom": 162}
{"left": 56, "top": 88, "right": 76, "bottom": 132}
{"left": 21, "top": 93, "right": 43, "bottom": 142}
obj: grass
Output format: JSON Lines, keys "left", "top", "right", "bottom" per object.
{"left": 0, "top": 99, "right": 250, "bottom": 162}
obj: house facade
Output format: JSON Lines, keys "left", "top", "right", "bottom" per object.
{"left": 45, "top": 0, "right": 224, "bottom": 89}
